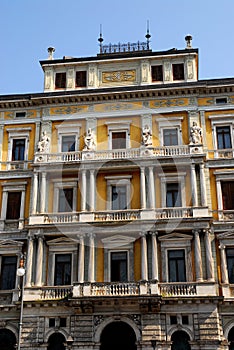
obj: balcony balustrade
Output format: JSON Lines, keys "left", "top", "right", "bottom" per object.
{"left": 44, "top": 212, "right": 79, "bottom": 224}
{"left": 94, "top": 210, "right": 140, "bottom": 222}
{"left": 217, "top": 210, "right": 234, "bottom": 221}
{"left": 34, "top": 145, "right": 190, "bottom": 164}
{"left": 159, "top": 282, "right": 197, "bottom": 296}
{"left": 40, "top": 286, "right": 73, "bottom": 300}
{"left": 0, "top": 161, "right": 31, "bottom": 171}
{"left": 155, "top": 208, "right": 192, "bottom": 219}
{"left": 90, "top": 282, "right": 140, "bottom": 296}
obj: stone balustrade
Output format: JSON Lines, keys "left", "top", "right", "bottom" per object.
{"left": 155, "top": 208, "right": 192, "bottom": 219}
{"left": 159, "top": 282, "right": 197, "bottom": 296}
{"left": 90, "top": 282, "right": 140, "bottom": 296}
{"left": 44, "top": 212, "right": 79, "bottom": 224}
{"left": 40, "top": 286, "right": 73, "bottom": 300}
{"left": 94, "top": 210, "right": 140, "bottom": 222}
{"left": 218, "top": 210, "right": 234, "bottom": 221}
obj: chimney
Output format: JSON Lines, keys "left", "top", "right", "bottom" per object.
{"left": 47, "top": 47, "right": 55, "bottom": 60}
{"left": 185, "top": 35, "right": 192, "bottom": 49}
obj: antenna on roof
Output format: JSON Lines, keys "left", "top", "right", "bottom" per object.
{"left": 145, "top": 20, "right": 151, "bottom": 50}
{"left": 98, "top": 24, "right": 104, "bottom": 54}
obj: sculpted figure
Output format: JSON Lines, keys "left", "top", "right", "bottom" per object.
{"left": 37, "top": 131, "right": 50, "bottom": 153}
{"left": 83, "top": 128, "right": 96, "bottom": 151}
{"left": 142, "top": 125, "right": 152, "bottom": 147}
{"left": 190, "top": 121, "right": 202, "bottom": 144}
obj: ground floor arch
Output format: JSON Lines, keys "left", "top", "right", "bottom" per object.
{"left": 228, "top": 327, "right": 234, "bottom": 350}
{"left": 171, "top": 330, "right": 191, "bottom": 350}
{"left": 100, "top": 321, "right": 137, "bottom": 350}
{"left": 47, "top": 332, "right": 66, "bottom": 350}
{"left": 0, "top": 328, "right": 17, "bottom": 350}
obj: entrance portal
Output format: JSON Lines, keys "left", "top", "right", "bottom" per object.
{"left": 47, "top": 332, "right": 66, "bottom": 350}
{"left": 0, "top": 329, "right": 16, "bottom": 350}
{"left": 100, "top": 321, "right": 137, "bottom": 350}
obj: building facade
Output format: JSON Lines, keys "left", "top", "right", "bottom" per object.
{"left": 0, "top": 34, "right": 233, "bottom": 349}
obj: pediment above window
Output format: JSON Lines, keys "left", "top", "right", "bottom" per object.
{"left": 47, "top": 237, "right": 78, "bottom": 246}
{"left": 158, "top": 232, "right": 193, "bottom": 242}
{"left": 102, "top": 235, "right": 135, "bottom": 248}
{"left": 217, "top": 230, "right": 234, "bottom": 240}
{"left": 0, "top": 239, "right": 23, "bottom": 248}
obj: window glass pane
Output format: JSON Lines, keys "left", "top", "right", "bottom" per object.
{"left": 163, "top": 129, "right": 178, "bottom": 146}
{"left": 222, "top": 182, "right": 234, "bottom": 210}
{"left": 226, "top": 248, "right": 234, "bottom": 284}
{"left": 217, "top": 126, "right": 232, "bottom": 149}
{"left": 76, "top": 71, "right": 87, "bottom": 87}
{"left": 54, "top": 254, "right": 71, "bottom": 286}
{"left": 166, "top": 183, "right": 181, "bottom": 207}
{"left": 0, "top": 256, "right": 17, "bottom": 290}
{"left": 111, "top": 252, "right": 127, "bottom": 282}
{"left": 55, "top": 72, "right": 66, "bottom": 89}
{"left": 12, "top": 139, "right": 25, "bottom": 161}
{"left": 112, "top": 132, "right": 126, "bottom": 149}
{"left": 6, "top": 192, "right": 21, "bottom": 219}
{"left": 112, "top": 185, "right": 127, "bottom": 210}
{"left": 151, "top": 65, "right": 163, "bottom": 81}
{"left": 168, "top": 250, "right": 186, "bottom": 282}
{"left": 172, "top": 63, "right": 184, "bottom": 80}
{"left": 61, "top": 135, "right": 76, "bottom": 152}
{"left": 58, "top": 188, "right": 73, "bottom": 212}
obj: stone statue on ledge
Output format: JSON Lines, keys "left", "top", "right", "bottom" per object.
{"left": 37, "top": 131, "right": 50, "bottom": 153}
{"left": 83, "top": 128, "right": 96, "bottom": 151}
{"left": 190, "top": 121, "right": 202, "bottom": 144}
{"left": 142, "top": 125, "right": 152, "bottom": 147}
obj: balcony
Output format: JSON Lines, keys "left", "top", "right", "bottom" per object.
{"left": 29, "top": 207, "right": 210, "bottom": 226}
{"left": 34, "top": 145, "right": 190, "bottom": 165}
{"left": 0, "top": 161, "right": 31, "bottom": 171}
{"left": 22, "top": 281, "right": 217, "bottom": 301}
{"left": 217, "top": 210, "right": 234, "bottom": 221}
{"left": 208, "top": 149, "right": 234, "bottom": 159}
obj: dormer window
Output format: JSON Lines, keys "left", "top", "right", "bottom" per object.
{"left": 55, "top": 72, "right": 66, "bottom": 89}
{"left": 172, "top": 63, "right": 184, "bottom": 81}
{"left": 76, "top": 71, "right": 87, "bottom": 87}
{"left": 151, "top": 65, "right": 163, "bottom": 82}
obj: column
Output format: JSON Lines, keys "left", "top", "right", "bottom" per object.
{"left": 81, "top": 169, "right": 87, "bottom": 211}
{"left": 148, "top": 167, "right": 155, "bottom": 209}
{"left": 193, "top": 230, "right": 203, "bottom": 281}
{"left": 190, "top": 164, "right": 198, "bottom": 206}
{"left": 89, "top": 170, "right": 95, "bottom": 211}
{"left": 199, "top": 163, "right": 207, "bottom": 206}
{"left": 140, "top": 233, "right": 148, "bottom": 280}
{"left": 25, "top": 236, "right": 34, "bottom": 287}
{"left": 40, "top": 172, "right": 47, "bottom": 213}
{"left": 0, "top": 191, "right": 8, "bottom": 220}
{"left": 204, "top": 229, "right": 214, "bottom": 281}
{"left": 32, "top": 172, "right": 38, "bottom": 214}
{"left": 88, "top": 233, "right": 95, "bottom": 282}
{"left": 219, "top": 244, "right": 229, "bottom": 284}
{"left": 140, "top": 167, "right": 146, "bottom": 209}
{"left": 151, "top": 232, "right": 158, "bottom": 280}
{"left": 35, "top": 236, "right": 44, "bottom": 286}
{"left": 19, "top": 190, "right": 25, "bottom": 220}
{"left": 78, "top": 234, "right": 85, "bottom": 283}
{"left": 216, "top": 179, "right": 223, "bottom": 219}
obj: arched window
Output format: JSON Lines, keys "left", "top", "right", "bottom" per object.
{"left": 171, "top": 330, "right": 191, "bottom": 350}
{"left": 0, "top": 329, "right": 16, "bottom": 350}
{"left": 228, "top": 327, "right": 234, "bottom": 350}
{"left": 47, "top": 332, "right": 66, "bottom": 350}
{"left": 100, "top": 321, "right": 136, "bottom": 350}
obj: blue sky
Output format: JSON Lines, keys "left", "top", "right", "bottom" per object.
{"left": 0, "top": 0, "right": 234, "bottom": 94}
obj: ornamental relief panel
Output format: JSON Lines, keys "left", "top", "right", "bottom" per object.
{"left": 102, "top": 70, "right": 136, "bottom": 83}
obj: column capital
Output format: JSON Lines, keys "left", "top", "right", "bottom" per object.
{"left": 149, "top": 231, "right": 158, "bottom": 236}
{"left": 192, "top": 229, "right": 200, "bottom": 235}
{"left": 139, "top": 232, "right": 147, "bottom": 237}
{"left": 88, "top": 232, "right": 96, "bottom": 239}
{"left": 219, "top": 243, "right": 226, "bottom": 250}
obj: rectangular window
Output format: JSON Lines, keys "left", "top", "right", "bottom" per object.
{"left": 226, "top": 248, "right": 234, "bottom": 284}
{"left": 6, "top": 192, "right": 21, "bottom": 220}
{"left": 216, "top": 126, "right": 232, "bottom": 149}
{"left": 55, "top": 72, "right": 66, "bottom": 89}
{"left": 151, "top": 65, "right": 163, "bottom": 82}
{"left": 111, "top": 251, "right": 127, "bottom": 282}
{"left": 58, "top": 188, "right": 73, "bottom": 212}
{"left": 12, "top": 139, "right": 25, "bottom": 161}
{"left": 54, "top": 254, "right": 71, "bottom": 286}
{"left": 222, "top": 182, "right": 234, "bottom": 210}
{"left": 15, "top": 112, "right": 26, "bottom": 118}
{"left": 61, "top": 135, "right": 76, "bottom": 152}
{"left": 112, "top": 132, "right": 126, "bottom": 149}
{"left": 163, "top": 128, "right": 178, "bottom": 146}
{"left": 112, "top": 185, "right": 127, "bottom": 210}
{"left": 216, "top": 97, "right": 228, "bottom": 104}
{"left": 0, "top": 256, "right": 17, "bottom": 290}
{"left": 166, "top": 183, "right": 181, "bottom": 207}
{"left": 76, "top": 71, "right": 87, "bottom": 87}
{"left": 168, "top": 249, "right": 186, "bottom": 282}
{"left": 172, "top": 63, "right": 184, "bottom": 80}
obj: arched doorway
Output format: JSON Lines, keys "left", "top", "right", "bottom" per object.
{"left": 228, "top": 327, "right": 234, "bottom": 350}
{"left": 100, "top": 321, "right": 137, "bottom": 350}
{"left": 0, "top": 328, "right": 16, "bottom": 350}
{"left": 171, "top": 330, "right": 191, "bottom": 350}
{"left": 47, "top": 332, "right": 66, "bottom": 350}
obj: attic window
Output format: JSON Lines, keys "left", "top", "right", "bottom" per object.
{"left": 15, "top": 112, "right": 26, "bottom": 118}
{"left": 172, "top": 63, "right": 184, "bottom": 81}
{"left": 216, "top": 97, "right": 228, "bottom": 104}
{"left": 151, "top": 65, "right": 163, "bottom": 82}
{"left": 76, "top": 71, "right": 87, "bottom": 87}
{"left": 55, "top": 72, "right": 66, "bottom": 89}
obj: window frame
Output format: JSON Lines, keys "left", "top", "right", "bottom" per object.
{"left": 55, "top": 72, "right": 67, "bottom": 89}
{"left": 157, "top": 117, "right": 183, "bottom": 147}
{"left": 151, "top": 65, "right": 163, "bottom": 82}
{"left": 214, "top": 171, "right": 234, "bottom": 220}
{"left": 159, "top": 173, "right": 186, "bottom": 208}
{"left": 6, "top": 128, "right": 31, "bottom": 169}
{"left": 56, "top": 124, "right": 81, "bottom": 153}
{"left": 75, "top": 70, "right": 87, "bottom": 88}
{"left": 109, "top": 250, "right": 128, "bottom": 282}
{"left": 105, "top": 121, "right": 131, "bottom": 150}
{"left": 54, "top": 253, "right": 72, "bottom": 286}
{"left": 172, "top": 63, "right": 185, "bottom": 81}
{"left": 209, "top": 115, "right": 234, "bottom": 158}
{"left": 105, "top": 175, "right": 132, "bottom": 210}
{"left": 53, "top": 181, "right": 77, "bottom": 213}
{"left": 0, "top": 255, "right": 18, "bottom": 290}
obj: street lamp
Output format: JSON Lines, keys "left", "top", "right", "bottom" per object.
{"left": 151, "top": 335, "right": 157, "bottom": 350}
{"left": 16, "top": 253, "right": 26, "bottom": 350}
